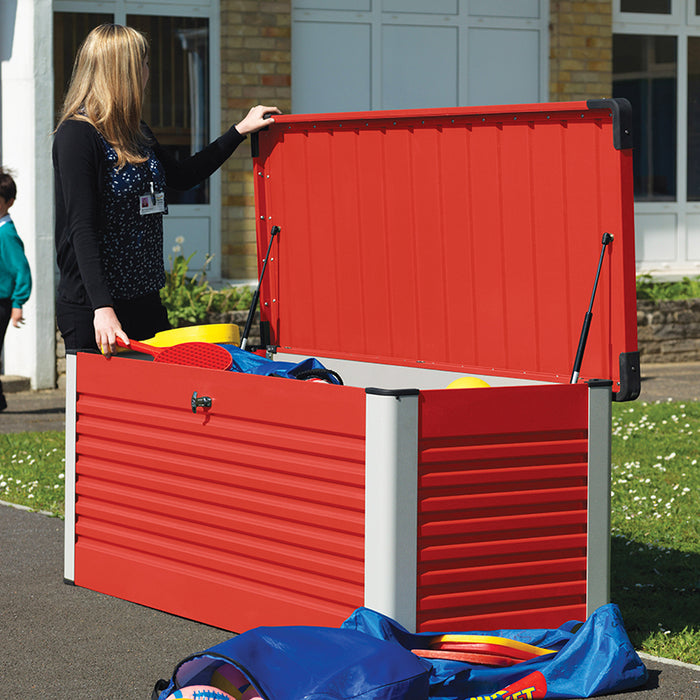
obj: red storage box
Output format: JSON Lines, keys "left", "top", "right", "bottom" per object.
{"left": 64, "top": 99, "right": 638, "bottom": 634}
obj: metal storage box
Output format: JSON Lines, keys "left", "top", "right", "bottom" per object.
{"left": 64, "top": 99, "right": 639, "bottom": 634}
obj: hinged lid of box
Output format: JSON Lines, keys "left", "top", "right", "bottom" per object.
{"left": 251, "top": 99, "right": 639, "bottom": 400}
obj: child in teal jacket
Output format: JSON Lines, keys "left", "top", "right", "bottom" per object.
{"left": 0, "top": 168, "right": 32, "bottom": 411}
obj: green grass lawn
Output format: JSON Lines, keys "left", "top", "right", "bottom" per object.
{"left": 0, "top": 431, "right": 64, "bottom": 514}
{"left": 610, "top": 400, "right": 700, "bottom": 664}
{"left": 1, "top": 399, "right": 698, "bottom": 664}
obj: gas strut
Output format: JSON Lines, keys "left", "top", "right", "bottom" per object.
{"left": 241, "top": 225, "right": 280, "bottom": 350}
{"left": 570, "top": 232, "right": 614, "bottom": 384}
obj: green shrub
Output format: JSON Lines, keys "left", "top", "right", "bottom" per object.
{"left": 637, "top": 273, "right": 700, "bottom": 301}
{"left": 160, "top": 250, "right": 253, "bottom": 328}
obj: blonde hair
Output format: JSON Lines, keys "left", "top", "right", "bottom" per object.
{"left": 57, "top": 24, "right": 150, "bottom": 168}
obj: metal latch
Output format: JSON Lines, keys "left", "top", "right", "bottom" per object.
{"left": 191, "top": 391, "right": 212, "bottom": 414}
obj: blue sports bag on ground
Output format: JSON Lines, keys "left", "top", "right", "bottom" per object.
{"left": 153, "top": 604, "right": 647, "bottom": 700}
{"left": 342, "top": 604, "right": 647, "bottom": 699}
{"left": 153, "top": 624, "right": 430, "bottom": 700}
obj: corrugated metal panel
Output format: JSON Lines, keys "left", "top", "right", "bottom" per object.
{"left": 73, "top": 353, "right": 367, "bottom": 631}
{"left": 416, "top": 384, "right": 589, "bottom": 631}
{"left": 253, "top": 102, "right": 637, "bottom": 390}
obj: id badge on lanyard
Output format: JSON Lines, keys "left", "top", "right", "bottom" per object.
{"left": 140, "top": 181, "right": 167, "bottom": 216}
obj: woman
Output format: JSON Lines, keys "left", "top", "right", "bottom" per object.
{"left": 53, "top": 23, "right": 280, "bottom": 355}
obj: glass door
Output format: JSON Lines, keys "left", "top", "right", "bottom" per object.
{"left": 53, "top": 12, "right": 113, "bottom": 124}
{"left": 128, "top": 15, "right": 210, "bottom": 206}
{"left": 613, "top": 33, "right": 678, "bottom": 201}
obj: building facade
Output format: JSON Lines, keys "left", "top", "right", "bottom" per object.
{"left": 0, "top": 0, "right": 692, "bottom": 387}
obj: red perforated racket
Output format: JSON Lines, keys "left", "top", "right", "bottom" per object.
{"left": 116, "top": 337, "right": 232, "bottom": 370}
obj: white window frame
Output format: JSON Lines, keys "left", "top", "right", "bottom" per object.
{"left": 53, "top": 0, "right": 222, "bottom": 279}
{"left": 612, "top": 0, "right": 700, "bottom": 275}
{"left": 613, "top": 0, "right": 683, "bottom": 24}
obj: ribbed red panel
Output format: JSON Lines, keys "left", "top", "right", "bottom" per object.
{"left": 73, "top": 353, "right": 366, "bottom": 631}
{"left": 253, "top": 102, "right": 637, "bottom": 389}
{"left": 417, "top": 384, "right": 589, "bottom": 631}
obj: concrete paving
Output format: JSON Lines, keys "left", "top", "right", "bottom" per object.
{"left": 0, "top": 383, "right": 66, "bottom": 433}
{"left": 637, "top": 361, "right": 700, "bottom": 402}
{"left": 2, "top": 363, "right": 700, "bottom": 697}
{"left": 1, "top": 504, "right": 231, "bottom": 697}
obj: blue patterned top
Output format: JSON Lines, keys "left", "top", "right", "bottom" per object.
{"left": 97, "top": 133, "right": 167, "bottom": 299}
{"left": 54, "top": 118, "right": 245, "bottom": 309}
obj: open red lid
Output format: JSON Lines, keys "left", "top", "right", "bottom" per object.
{"left": 252, "top": 100, "right": 639, "bottom": 400}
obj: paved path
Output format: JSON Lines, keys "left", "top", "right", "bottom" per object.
{"left": 1, "top": 504, "right": 230, "bottom": 697}
{"left": 2, "top": 503, "right": 699, "bottom": 698}
{"left": 2, "top": 363, "right": 700, "bottom": 696}
{"left": 0, "top": 386, "right": 66, "bottom": 433}
{"left": 638, "top": 361, "right": 700, "bottom": 402}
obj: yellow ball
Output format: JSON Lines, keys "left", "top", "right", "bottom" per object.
{"left": 446, "top": 376, "right": 491, "bottom": 389}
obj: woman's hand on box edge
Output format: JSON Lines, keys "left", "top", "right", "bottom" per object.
{"left": 94, "top": 306, "right": 129, "bottom": 357}
{"left": 235, "top": 105, "right": 282, "bottom": 135}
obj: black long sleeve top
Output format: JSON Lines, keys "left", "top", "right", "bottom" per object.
{"left": 53, "top": 118, "right": 246, "bottom": 309}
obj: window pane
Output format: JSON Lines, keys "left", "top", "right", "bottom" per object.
{"left": 128, "top": 15, "right": 210, "bottom": 205}
{"left": 53, "top": 13, "right": 114, "bottom": 125}
{"left": 688, "top": 38, "right": 700, "bottom": 200}
{"left": 613, "top": 34, "right": 677, "bottom": 201}
{"left": 620, "top": 0, "right": 671, "bottom": 13}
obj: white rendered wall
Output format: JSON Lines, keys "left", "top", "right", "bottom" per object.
{"left": 0, "top": 0, "right": 55, "bottom": 389}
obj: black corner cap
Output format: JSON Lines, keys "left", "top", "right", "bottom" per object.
{"left": 586, "top": 98, "right": 633, "bottom": 150}
{"left": 63, "top": 578, "right": 76, "bottom": 586}
{"left": 586, "top": 97, "right": 634, "bottom": 151}
{"left": 613, "top": 351, "right": 641, "bottom": 402}
{"left": 587, "top": 379, "right": 613, "bottom": 388}
{"left": 366, "top": 387, "right": 420, "bottom": 397}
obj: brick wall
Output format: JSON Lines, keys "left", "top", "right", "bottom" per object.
{"left": 549, "top": 0, "right": 612, "bottom": 102}
{"left": 220, "top": 0, "right": 292, "bottom": 281}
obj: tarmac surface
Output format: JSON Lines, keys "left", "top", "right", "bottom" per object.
{"left": 2, "top": 363, "right": 700, "bottom": 697}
